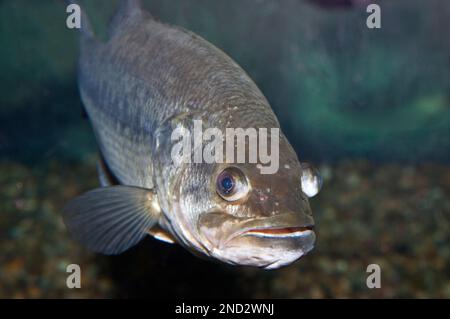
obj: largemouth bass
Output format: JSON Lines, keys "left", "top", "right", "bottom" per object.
{"left": 63, "top": 0, "right": 322, "bottom": 269}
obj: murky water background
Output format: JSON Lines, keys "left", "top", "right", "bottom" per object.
{"left": 0, "top": 0, "right": 449, "bottom": 298}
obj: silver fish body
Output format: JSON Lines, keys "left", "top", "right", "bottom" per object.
{"left": 64, "top": 0, "right": 321, "bottom": 269}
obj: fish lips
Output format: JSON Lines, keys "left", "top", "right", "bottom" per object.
{"left": 224, "top": 228, "right": 316, "bottom": 269}
{"left": 198, "top": 211, "right": 316, "bottom": 269}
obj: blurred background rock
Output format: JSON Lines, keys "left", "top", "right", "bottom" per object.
{"left": 0, "top": 0, "right": 449, "bottom": 298}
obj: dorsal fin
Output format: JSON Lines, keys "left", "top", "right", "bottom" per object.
{"left": 108, "top": 0, "right": 143, "bottom": 38}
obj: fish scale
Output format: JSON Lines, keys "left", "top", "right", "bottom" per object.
{"left": 79, "top": 12, "right": 279, "bottom": 185}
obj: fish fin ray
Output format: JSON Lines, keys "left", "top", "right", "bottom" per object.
{"left": 63, "top": 185, "right": 161, "bottom": 255}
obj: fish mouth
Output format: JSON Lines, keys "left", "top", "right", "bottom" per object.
{"left": 198, "top": 210, "right": 315, "bottom": 249}
{"left": 243, "top": 225, "right": 315, "bottom": 239}
{"left": 198, "top": 212, "right": 316, "bottom": 269}
{"left": 220, "top": 222, "right": 316, "bottom": 270}
{"left": 222, "top": 217, "right": 315, "bottom": 247}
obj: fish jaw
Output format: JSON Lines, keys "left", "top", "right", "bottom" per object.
{"left": 198, "top": 212, "right": 315, "bottom": 269}
{"left": 218, "top": 228, "right": 316, "bottom": 269}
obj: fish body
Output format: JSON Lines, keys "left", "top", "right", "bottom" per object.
{"left": 64, "top": 0, "right": 321, "bottom": 269}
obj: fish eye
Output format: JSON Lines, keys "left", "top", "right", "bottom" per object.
{"left": 216, "top": 167, "right": 249, "bottom": 201}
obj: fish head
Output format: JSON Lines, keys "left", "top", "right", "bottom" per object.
{"left": 168, "top": 137, "right": 321, "bottom": 269}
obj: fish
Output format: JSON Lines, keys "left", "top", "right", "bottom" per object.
{"left": 63, "top": 0, "right": 322, "bottom": 269}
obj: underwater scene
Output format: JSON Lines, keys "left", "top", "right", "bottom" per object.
{"left": 0, "top": 0, "right": 449, "bottom": 298}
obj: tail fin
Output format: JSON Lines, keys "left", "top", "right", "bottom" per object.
{"left": 65, "top": 0, "right": 95, "bottom": 40}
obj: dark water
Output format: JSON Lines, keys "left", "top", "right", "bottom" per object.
{"left": 0, "top": 0, "right": 449, "bottom": 298}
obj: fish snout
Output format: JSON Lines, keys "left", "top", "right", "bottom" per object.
{"left": 197, "top": 210, "right": 315, "bottom": 269}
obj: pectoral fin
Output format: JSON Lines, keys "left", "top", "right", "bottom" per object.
{"left": 63, "top": 185, "right": 161, "bottom": 255}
